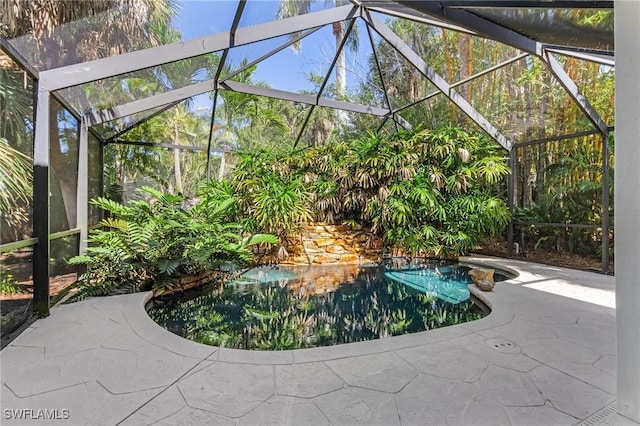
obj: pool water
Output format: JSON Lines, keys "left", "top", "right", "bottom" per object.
{"left": 147, "top": 260, "right": 496, "bottom": 350}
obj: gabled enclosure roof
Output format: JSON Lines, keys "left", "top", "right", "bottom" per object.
{"left": 0, "top": 0, "right": 614, "bottom": 150}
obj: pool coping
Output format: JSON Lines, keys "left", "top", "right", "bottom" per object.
{"left": 2, "top": 255, "right": 618, "bottom": 425}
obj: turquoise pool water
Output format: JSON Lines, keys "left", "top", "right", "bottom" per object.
{"left": 147, "top": 260, "right": 499, "bottom": 350}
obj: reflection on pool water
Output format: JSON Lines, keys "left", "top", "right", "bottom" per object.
{"left": 147, "top": 259, "right": 496, "bottom": 351}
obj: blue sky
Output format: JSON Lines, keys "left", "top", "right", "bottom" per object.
{"left": 171, "top": 0, "right": 377, "bottom": 110}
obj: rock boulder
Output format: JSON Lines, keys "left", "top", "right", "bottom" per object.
{"left": 469, "top": 268, "right": 495, "bottom": 291}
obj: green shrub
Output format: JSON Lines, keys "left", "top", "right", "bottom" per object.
{"left": 0, "top": 270, "right": 24, "bottom": 295}
{"left": 66, "top": 187, "right": 277, "bottom": 302}
{"left": 216, "top": 125, "right": 510, "bottom": 257}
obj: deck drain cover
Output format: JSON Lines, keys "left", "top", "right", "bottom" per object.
{"left": 577, "top": 402, "right": 616, "bottom": 425}
{"left": 485, "top": 338, "right": 521, "bottom": 353}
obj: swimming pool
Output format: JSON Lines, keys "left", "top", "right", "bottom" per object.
{"left": 147, "top": 259, "right": 501, "bottom": 350}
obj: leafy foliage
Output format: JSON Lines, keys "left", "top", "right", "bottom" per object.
{"left": 0, "top": 270, "right": 25, "bottom": 295}
{"left": 222, "top": 125, "right": 510, "bottom": 257}
{"left": 0, "top": 61, "right": 34, "bottom": 244}
{"left": 0, "top": 138, "right": 32, "bottom": 236}
{"left": 66, "top": 187, "right": 277, "bottom": 302}
{"left": 514, "top": 134, "right": 614, "bottom": 256}
{"left": 231, "top": 150, "right": 313, "bottom": 239}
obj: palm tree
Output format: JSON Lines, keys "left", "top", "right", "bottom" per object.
{"left": 1, "top": 1, "right": 177, "bottom": 67}
{"left": 277, "top": 0, "right": 357, "bottom": 101}
{"left": 0, "top": 138, "right": 32, "bottom": 242}
{"left": 214, "top": 62, "right": 291, "bottom": 151}
{"left": 1, "top": 0, "right": 179, "bottom": 223}
{"left": 154, "top": 26, "right": 211, "bottom": 193}
{"left": 0, "top": 53, "right": 34, "bottom": 242}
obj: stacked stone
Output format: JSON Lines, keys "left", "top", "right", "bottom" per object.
{"left": 283, "top": 223, "right": 383, "bottom": 265}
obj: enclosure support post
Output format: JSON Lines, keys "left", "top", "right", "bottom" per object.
{"left": 206, "top": 90, "right": 219, "bottom": 182}
{"left": 507, "top": 150, "right": 515, "bottom": 258}
{"left": 294, "top": 106, "right": 316, "bottom": 147}
{"left": 98, "top": 140, "right": 104, "bottom": 202}
{"left": 77, "top": 118, "right": 89, "bottom": 254}
{"left": 615, "top": 1, "right": 640, "bottom": 422}
{"left": 32, "top": 88, "right": 50, "bottom": 317}
{"left": 601, "top": 131, "right": 610, "bottom": 274}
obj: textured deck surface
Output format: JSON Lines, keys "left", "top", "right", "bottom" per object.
{"left": 0, "top": 257, "right": 617, "bottom": 425}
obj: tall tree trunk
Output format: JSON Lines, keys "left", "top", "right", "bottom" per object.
{"left": 522, "top": 147, "right": 531, "bottom": 208}
{"left": 536, "top": 142, "right": 546, "bottom": 203}
{"left": 334, "top": 22, "right": 346, "bottom": 97}
{"left": 173, "top": 118, "right": 183, "bottom": 194}
{"left": 513, "top": 147, "right": 520, "bottom": 209}
{"left": 457, "top": 33, "right": 473, "bottom": 125}
{"left": 407, "top": 72, "right": 416, "bottom": 100}
{"left": 118, "top": 148, "right": 126, "bottom": 198}
{"left": 522, "top": 88, "right": 532, "bottom": 208}
{"left": 458, "top": 34, "right": 471, "bottom": 98}
{"left": 440, "top": 30, "right": 458, "bottom": 123}
{"left": 218, "top": 152, "right": 226, "bottom": 181}
{"left": 440, "top": 30, "right": 455, "bottom": 81}
{"left": 333, "top": 22, "right": 347, "bottom": 124}
{"left": 536, "top": 75, "right": 549, "bottom": 203}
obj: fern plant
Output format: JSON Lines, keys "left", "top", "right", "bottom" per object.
{"left": 66, "top": 187, "right": 277, "bottom": 302}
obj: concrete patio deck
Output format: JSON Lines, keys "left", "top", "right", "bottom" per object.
{"left": 0, "top": 257, "right": 618, "bottom": 425}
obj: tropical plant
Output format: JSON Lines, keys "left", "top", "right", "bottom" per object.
{"left": 514, "top": 132, "right": 613, "bottom": 257}
{"left": 0, "top": 270, "right": 25, "bottom": 295}
{"left": 65, "top": 187, "right": 277, "bottom": 302}
{"left": 377, "top": 127, "right": 509, "bottom": 256}
{"left": 277, "top": 0, "right": 357, "bottom": 101}
{"left": 1, "top": 0, "right": 180, "bottom": 223}
{"left": 0, "top": 138, "right": 32, "bottom": 242}
{"left": 212, "top": 63, "right": 294, "bottom": 152}
{"left": 232, "top": 150, "right": 313, "bottom": 239}
{"left": 204, "top": 125, "right": 509, "bottom": 257}
{"left": 1, "top": 1, "right": 177, "bottom": 67}
{"left": 0, "top": 55, "right": 34, "bottom": 243}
